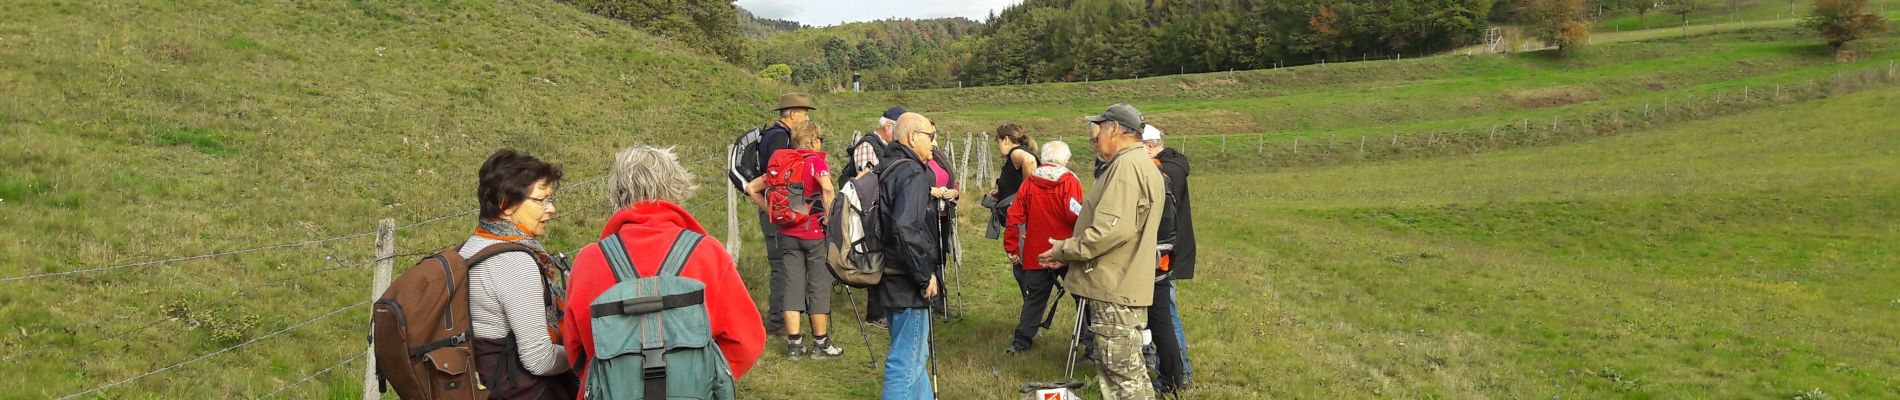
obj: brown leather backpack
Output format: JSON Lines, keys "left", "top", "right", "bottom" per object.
{"left": 370, "top": 243, "right": 532, "bottom": 399}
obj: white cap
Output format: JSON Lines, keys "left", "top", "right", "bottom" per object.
{"left": 1141, "top": 124, "right": 1163, "bottom": 141}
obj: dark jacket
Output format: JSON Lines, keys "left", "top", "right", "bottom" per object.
{"left": 875, "top": 144, "right": 943, "bottom": 309}
{"left": 756, "top": 121, "right": 793, "bottom": 176}
{"left": 1154, "top": 147, "right": 1196, "bottom": 279}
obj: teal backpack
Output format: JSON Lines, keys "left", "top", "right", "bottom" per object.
{"left": 584, "top": 230, "right": 735, "bottom": 400}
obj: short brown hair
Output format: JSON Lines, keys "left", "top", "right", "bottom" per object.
{"left": 477, "top": 148, "right": 563, "bottom": 219}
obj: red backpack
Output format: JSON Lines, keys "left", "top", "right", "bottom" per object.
{"left": 765, "top": 149, "right": 823, "bottom": 228}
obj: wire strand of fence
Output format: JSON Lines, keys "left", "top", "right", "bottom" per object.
{"left": 55, "top": 299, "right": 370, "bottom": 400}
{"left": 395, "top": 172, "right": 614, "bottom": 232}
{"left": 0, "top": 249, "right": 415, "bottom": 364}
{"left": 1, "top": 231, "right": 378, "bottom": 283}
{"left": 3, "top": 170, "right": 646, "bottom": 283}
{"left": 255, "top": 353, "right": 363, "bottom": 399}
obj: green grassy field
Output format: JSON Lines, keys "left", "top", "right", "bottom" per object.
{"left": 1594, "top": 0, "right": 1900, "bottom": 32}
{"left": 2, "top": 0, "right": 1897, "bottom": 398}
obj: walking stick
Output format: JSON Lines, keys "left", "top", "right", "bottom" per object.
{"left": 843, "top": 286, "right": 880, "bottom": 362}
{"left": 929, "top": 306, "right": 941, "bottom": 399}
{"left": 1065, "top": 298, "right": 1088, "bottom": 381}
{"left": 950, "top": 208, "right": 964, "bottom": 320}
{"left": 1039, "top": 282, "right": 1067, "bottom": 330}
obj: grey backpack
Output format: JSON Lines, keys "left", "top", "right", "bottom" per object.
{"left": 583, "top": 230, "right": 735, "bottom": 400}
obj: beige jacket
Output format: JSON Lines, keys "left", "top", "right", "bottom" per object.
{"left": 1054, "top": 142, "right": 1165, "bottom": 307}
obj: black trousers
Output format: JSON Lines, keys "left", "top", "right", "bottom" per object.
{"left": 759, "top": 213, "right": 787, "bottom": 333}
{"left": 1147, "top": 277, "right": 1187, "bottom": 390}
{"left": 1010, "top": 265, "right": 1063, "bottom": 347}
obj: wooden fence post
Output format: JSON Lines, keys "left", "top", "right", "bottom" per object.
{"left": 726, "top": 186, "right": 740, "bottom": 257}
{"left": 960, "top": 134, "right": 975, "bottom": 193}
{"left": 363, "top": 218, "right": 395, "bottom": 400}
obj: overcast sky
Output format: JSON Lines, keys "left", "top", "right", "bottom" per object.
{"left": 737, "top": 0, "right": 1021, "bottom": 27}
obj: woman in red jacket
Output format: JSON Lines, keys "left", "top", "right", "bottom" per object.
{"left": 560, "top": 146, "right": 766, "bottom": 396}
{"left": 1001, "top": 140, "right": 1085, "bottom": 354}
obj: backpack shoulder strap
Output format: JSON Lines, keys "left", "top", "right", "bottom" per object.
{"left": 658, "top": 230, "right": 705, "bottom": 278}
{"left": 467, "top": 242, "right": 537, "bottom": 268}
{"left": 597, "top": 233, "right": 640, "bottom": 282}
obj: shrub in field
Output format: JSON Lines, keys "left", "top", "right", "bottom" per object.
{"left": 1801, "top": 0, "right": 1890, "bottom": 55}
{"left": 1523, "top": 0, "right": 1592, "bottom": 54}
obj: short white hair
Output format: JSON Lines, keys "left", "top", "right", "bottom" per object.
{"left": 1040, "top": 140, "right": 1072, "bottom": 166}
{"left": 878, "top": 117, "right": 895, "bottom": 128}
{"left": 609, "top": 145, "right": 698, "bottom": 206}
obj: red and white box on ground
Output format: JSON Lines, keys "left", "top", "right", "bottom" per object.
{"left": 1033, "top": 387, "right": 1078, "bottom": 400}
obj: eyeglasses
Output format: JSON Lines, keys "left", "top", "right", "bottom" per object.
{"left": 525, "top": 195, "right": 556, "bottom": 208}
{"left": 912, "top": 130, "right": 939, "bottom": 142}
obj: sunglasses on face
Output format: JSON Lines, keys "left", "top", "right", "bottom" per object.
{"left": 912, "top": 130, "right": 938, "bottom": 142}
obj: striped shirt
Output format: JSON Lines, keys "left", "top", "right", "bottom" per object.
{"left": 461, "top": 236, "right": 570, "bottom": 376}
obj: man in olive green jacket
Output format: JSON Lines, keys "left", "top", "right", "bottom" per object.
{"left": 1038, "top": 103, "right": 1165, "bottom": 400}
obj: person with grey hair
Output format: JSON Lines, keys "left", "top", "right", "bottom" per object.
{"left": 756, "top": 92, "right": 817, "bottom": 335}
{"left": 1001, "top": 140, "right": 1084, "bottom": 355}
{"left": 1139, "top": 124, "right": 1195, "bottom": 393}
{"left": 1040, "top": 103, "right": 1165, "bottom": 400}
{"left": 875, "top": 112, "right": 947, "bottom": 399}
{"left": 559, "top": 146, "right": 767, "bottom": 395}
{"left": 840, "top": 106, "right": 906, "bottom": 330}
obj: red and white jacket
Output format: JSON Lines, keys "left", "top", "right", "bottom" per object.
{"left": 1003, "top": 163, "right": 1085, "bottom": 270}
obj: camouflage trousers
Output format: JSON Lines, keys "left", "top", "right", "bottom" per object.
{"left": 1087, "top": 301, "right": 1155, "bottom": 400}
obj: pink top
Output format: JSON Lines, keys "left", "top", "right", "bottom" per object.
{"left": 928, "top": 159, "right": 950, "bottom": 188}
{"left": 782, "top": 152, "right": 831, "bottom": 240}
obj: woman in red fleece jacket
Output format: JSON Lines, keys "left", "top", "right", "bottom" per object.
{"left": 560, "top": 146, "right": 766, "bottom": 395}
{"left": 1001, "top": 140, "right": 1085, "bottom": 353}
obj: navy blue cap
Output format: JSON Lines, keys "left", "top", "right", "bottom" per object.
{"left": 882, "top": 106, "right": 907, "bottom": 121}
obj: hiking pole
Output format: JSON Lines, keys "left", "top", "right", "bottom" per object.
{"left": 1038, "top": 282, "right": 1068, "bottom": 330}
{"left": 843, "top": 287, "right": 880, "bottom": 362}
{"left": 928, "top": 307, "right": 941, "bottom": 399}
{"left": 1065, "top": 298, "right": 1088, "bottom": 381}
{"left": 950, "top": 216, "right": 965, "bottom": 321}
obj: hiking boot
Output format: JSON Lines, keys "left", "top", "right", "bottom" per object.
{"left": 785, "top": 338, "right": 809, "bottom": 359}
{"left": 810, "top": 337, "right": 845, "bottom": 359}
{"left": 865, "top": 318, "right": 889, "bottom": 330}
{"left": 1004, "top": 342, "right": 1032, "bottom": 355}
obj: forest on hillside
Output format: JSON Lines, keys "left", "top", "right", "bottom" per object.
{"left": 560, "top": 0, "right": 1787, "bottom": 91}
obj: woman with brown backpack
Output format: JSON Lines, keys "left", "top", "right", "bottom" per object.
{"left": 461, "top": 149, "right": 580, "bottom": 399}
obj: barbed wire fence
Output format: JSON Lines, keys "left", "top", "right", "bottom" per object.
{"left": 1027, "top": 62, "right": 1900, "bottom": 173}
{"left": 10, "top": 61, "right": 1896, "bottom": 397}
{"left": 3, "top": 154, "right": 737, "bottom": 399}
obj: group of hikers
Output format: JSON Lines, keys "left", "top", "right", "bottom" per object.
{"left": 370, "top": 92, "right": 1198, "bottom": 400}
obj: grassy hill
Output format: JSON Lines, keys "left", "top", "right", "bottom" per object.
{"left": 0, "top": 0, "right": 774, "bottom": 397}
{"left": 2, "top": 1, "right": 1897, "bottom": 398}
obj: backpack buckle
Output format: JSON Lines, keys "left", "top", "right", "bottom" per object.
{"left": 619, "top": 296, "right": 665, "bottom": 316}
{"left": 641, "top": 349, "right": 668, "bottom": 379}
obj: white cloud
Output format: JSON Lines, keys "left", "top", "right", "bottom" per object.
{"left": 737, "top": 0, "right": 1021, "bottom": 26}
{"left": 738, "top": 0, "right": 807, "bottom": 21}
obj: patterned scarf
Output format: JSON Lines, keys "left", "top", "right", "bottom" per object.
{"left": 474, "top": 218, "right": 546, "bottom": 253}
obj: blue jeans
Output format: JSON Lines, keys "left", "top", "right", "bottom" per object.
{"left": 882, "top": 307, "right": 933, "bottom": 400}
{"left": 1169, "top": 285, "right": 1192, "bottom": 380}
